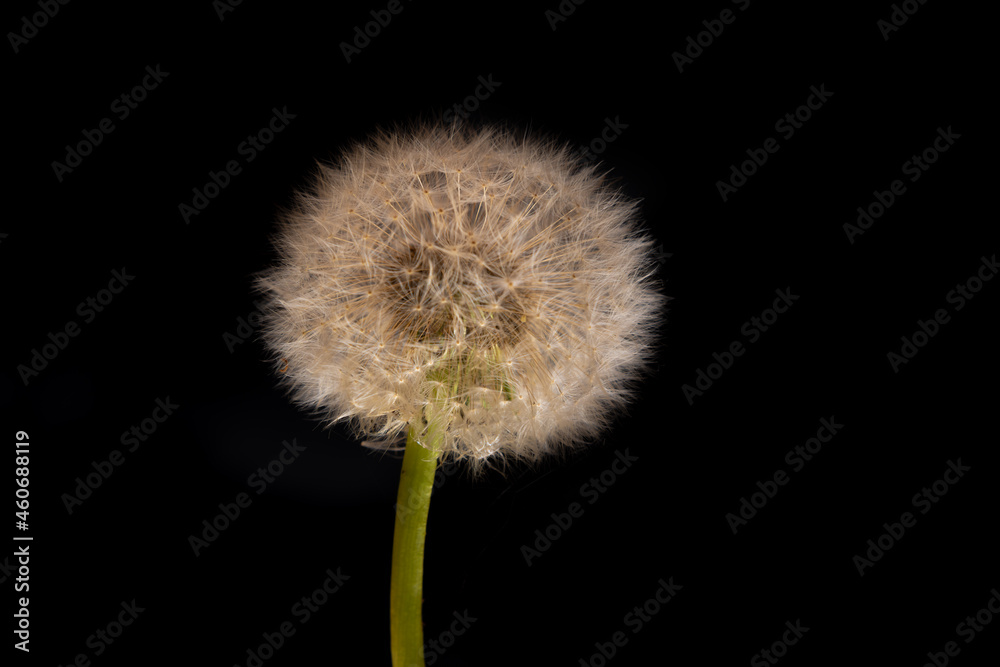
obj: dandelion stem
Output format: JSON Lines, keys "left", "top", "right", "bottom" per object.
{"left": 390, "top": 415, "right": 443, "bottom": 667}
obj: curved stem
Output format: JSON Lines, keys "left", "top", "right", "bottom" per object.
{"left": 390, "top": 419, "right": 442, "bottom": 667}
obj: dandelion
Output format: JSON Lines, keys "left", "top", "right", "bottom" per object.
{"left": 257, "top": 122, "right": 663, "bottom": 666}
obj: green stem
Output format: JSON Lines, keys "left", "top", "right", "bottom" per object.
{"left": 390, "top": 418, "right": 443, "bottom": 667}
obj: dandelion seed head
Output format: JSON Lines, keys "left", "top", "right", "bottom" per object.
{"left": 258, "top": 123, "right": 664, "bottom": 465}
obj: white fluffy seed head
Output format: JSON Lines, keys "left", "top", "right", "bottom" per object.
{"left": 257, "top": 123, "right": 664, "bottom": 467}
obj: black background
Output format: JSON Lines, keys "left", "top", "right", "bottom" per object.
{"left": 4, "top": 1, "right": 995, "bottom": 665}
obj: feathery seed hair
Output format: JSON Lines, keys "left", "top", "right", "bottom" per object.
{"left": 258, "top": 123, "right": 662, "bottom": 465}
